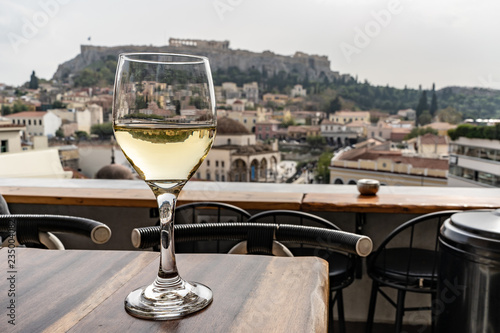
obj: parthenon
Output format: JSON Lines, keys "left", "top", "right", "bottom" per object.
{"left": 169, "top": 38, "right": 230, "bottom": 50}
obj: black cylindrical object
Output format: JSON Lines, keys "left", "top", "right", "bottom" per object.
{"left": 437, "top": 209, "right": 500, "bottom": 333}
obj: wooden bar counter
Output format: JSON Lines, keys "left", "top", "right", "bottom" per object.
{"left": 0, "top": 248, "right": 329, "bottom": 333}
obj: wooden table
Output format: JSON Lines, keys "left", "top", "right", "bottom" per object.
{"left": 0, "top": 248, "right": 329, "bottom": 333}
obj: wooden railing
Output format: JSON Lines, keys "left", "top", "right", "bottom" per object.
{"left": 1, "top": 178, "right": 499, "bottom": 214}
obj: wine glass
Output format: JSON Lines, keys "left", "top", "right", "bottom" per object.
{"left": 112, "top": 53, "right": 216, "bottom": 319}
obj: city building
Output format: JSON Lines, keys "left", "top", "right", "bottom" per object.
{"left": 49, "top": 109, "right": 92, "bottom": 134}
{"left": 5, "top": 111, "right": 61, "bottom": 138}
{"left": 320, "top": 120, "right": 355, "bottom": 146}
{"left": 255, "top": 119, "right": 281, "bottom": 141}
{"left": 0, "top": 123, "right": 25, "bottom": 154}
{"left": 330, "top": 141, "right": 448, "bottom": 186}
{"left": 448, "top": 136, "right": 500, "bottom": 187}
{"left": 330, "top": 111, "right": 370, "bottom": 124}
{"left": 290, "top": 84, "right": 307, "bottom": 97}
{"left": 413, "top": 133, "right": 449, "bottom": 158}
{"left": 242, "top": 82, "right": 259, "bottom": 104}
{"left": 262, "top": 93, "right": 288, "bottom": 106}
{"left": 196, "top": 117, "right": 280, "bottom": 182}
{"left": 397, "top": 108, "right": 416, "bottom": 121}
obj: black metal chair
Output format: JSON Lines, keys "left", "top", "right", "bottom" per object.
{"left": 0, "top": 193, "right": 112, "bottom": 249}
{"left": 365, "top": 210, "right": 460, "bottom": 333}
{"left": 246, "top": 210, "right": 361, "bottom": 333}
{"left": 169, "top": 202, "right": 251, "bottom": 253}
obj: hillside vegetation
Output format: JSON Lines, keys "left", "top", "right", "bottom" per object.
{"left": 72, "top": 60, "right": 500, "bottom": 121}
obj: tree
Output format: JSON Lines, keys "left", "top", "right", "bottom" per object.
{"left": 327, "top": 96, "right": 342, "bottom": 115}
{"left": 1, "top": 105, "right": 11, "bottom": 116}
{"left": 52, "top": 100, "right": 67, "bottom": 109}
{"left": 429, "top": 83, "right": 438, "bottom": 116}
{"left": 55, "top": 128, "right": 64, "bottom": 138}
{"left": 306, "top": 135, "right": 326, "bottom": 148}
{"left": 415, "top": 90, "right": 429, "bottom": 121}
{"left": 404, "top": 126, "right": 438, "bottom": 140}
{"left": 29, "top": 71, "right": 39, "bottom": 89}
{"left": 12, "top": 101, "right": 29, "bottom": 113}
{"left": 315, "top": 151, "right": 333, "bottom": 184}
{"left": 436, "top": 106, "right": 462, "bottom": 124}
{"left": 74, "top": 68, "right": 100, "bottom": 87}
{"left": 418, "top": 110, "right": 433, "bottom": 126}
{"left": 91, "top": 123, "right": 114, "bottom": 139}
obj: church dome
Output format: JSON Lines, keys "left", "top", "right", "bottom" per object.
{"left": 95, "top": 164, "right": 135, "bottom": 180}
{"left": 217, "top": 116, "right": 250, "bottom": 135}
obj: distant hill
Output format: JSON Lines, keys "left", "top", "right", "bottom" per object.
{"left": 52, "top": 39, "right": 349, "bottom": 86}
{"left": 52, "top": 39, "right": 500, "bottom": 120}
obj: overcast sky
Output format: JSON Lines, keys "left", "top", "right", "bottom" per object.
{"left": 1, "top": 0, "right": 500, "bottom": 91}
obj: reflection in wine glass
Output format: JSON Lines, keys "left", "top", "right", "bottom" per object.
{"left": 112, "top": 53, "right": 216, "bottom": 320}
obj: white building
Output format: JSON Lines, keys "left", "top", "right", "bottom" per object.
{"left": 320, "top": 119, "right": 357, "bottom": 146}
{"left": 0, "top": 149, "right": 72, "bottom": 178}
{"left": 290, "top": 84, "right": 307, "bottom": 97}
{"left": 49, "top": 109, "right": 92, "bottom": 134}
{"left": 0, "top": 124, "right": 25, "bottom": 154}
{"left": 87, "top": 104, "right": 104, "bottom": 126}
{"left": 448, "top": 137, "right": 500, "bottom": 187}
{"left": 5, "top": 111, "right": 61, "bottom": 138}
{"left": 243, "top": 82, "right": 259, "bottom": 103}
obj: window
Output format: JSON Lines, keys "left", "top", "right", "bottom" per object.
{"left": 206, "top": 172, "right": 211, "bottom": 180}
{"left": 221, "top": 175, "right": 225, "bottom": 182}
{"left": 28, "top": 119, "right": 31, "bottom": 125}
{"left": 39, "top": 120, "right": 42, "bottom": 125}
{"left": 221, "top": 161, "right": 225, "bottom": 168}
{"left": 206, "top": 160, "right": 210, "bottom": 166}
{"left": 23, "top": 119, "right": 26, "bottom": 125}
{"left": 1, "top": 140, "right": 7, "bottom": 153}
{"left": 215, "top": 160, "right": 219, "bottom": 167}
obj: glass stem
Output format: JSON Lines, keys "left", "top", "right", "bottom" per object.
{"left": 148, "top": 181, "right": 185, "bottom": 289}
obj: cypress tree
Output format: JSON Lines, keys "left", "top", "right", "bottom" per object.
{"left": 416, "top": 90, "right": 429, "bottom": 121}
{"left": 430, "top": 83, "right": 438, "bottom": 116}
{"left": 29, "top": 70, "right": 39, "bottom": 89}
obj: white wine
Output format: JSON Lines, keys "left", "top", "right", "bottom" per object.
{"left": 114, "top": 124, "right": 215, "bottom": 182}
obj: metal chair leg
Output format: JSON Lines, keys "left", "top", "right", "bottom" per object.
{"left": 365, "top": 279, "right": 378, "bottom": 333}
{"left": 394, "top": 289, "right": 406, "bottom": 333}
{"left": 336, "top": 290, "right": 346, "bottom": 333}
{"left": 329, "top": 291, "right": 334, "bottom": 333}
{"left": 430, "top": 292, "right": 436, "bottom": 333}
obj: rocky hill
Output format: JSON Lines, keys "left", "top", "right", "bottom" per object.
{"left": 52, "top": 38, "right": 348, "bottom": 84}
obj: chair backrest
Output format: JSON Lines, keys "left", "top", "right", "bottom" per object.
{"left": 175, "top": 202, "right": 251, "bottom": 224}
{"left": 246, "top": 210, "right": 354, "bottom": 270}
{"left": 133, "top": 222, "right": 371, "bottom": 256}
{"left": 368, "top": 210, "right": 460, "bottom": 291}
{"left": 0, "top": 214, "right": 112, "bottom": 250}
{"left": 247, "top": 210, "right": 340, "bottom": 229}
{"left": 173, "top": 202, "right": 251, "bottom": 253}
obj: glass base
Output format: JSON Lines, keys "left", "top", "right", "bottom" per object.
{"left": 125, "top": 279, "right": 213, "bottom": 320}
